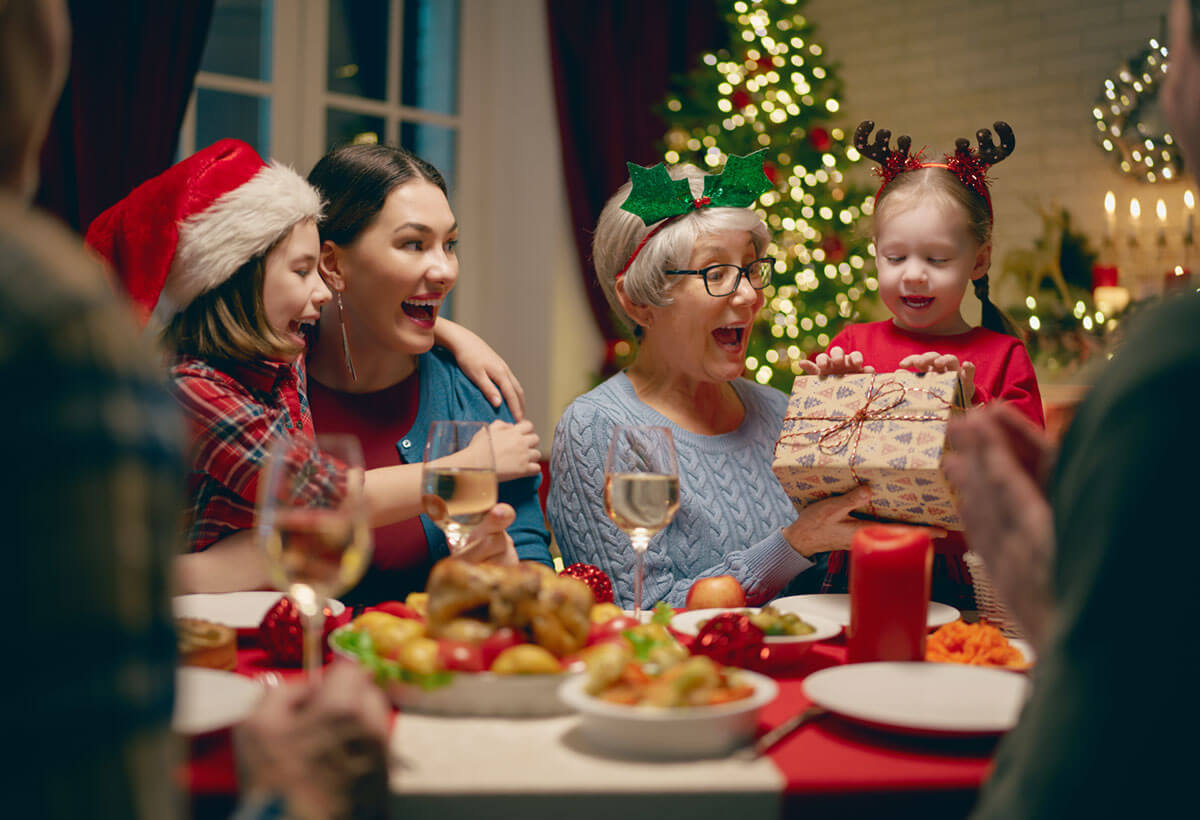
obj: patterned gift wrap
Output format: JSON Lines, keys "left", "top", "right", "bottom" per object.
{"left": 772, "top": 371, "right": 966, "bottom": 530}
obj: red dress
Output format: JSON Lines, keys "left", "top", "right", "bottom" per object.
{"left": 306, "top": 372, "right": 432, "bottom": 604}
{"left": 819, "top": 320, "right": 1045, "bottom": 608}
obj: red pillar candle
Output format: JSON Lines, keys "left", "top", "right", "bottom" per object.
{"left": 846, "top": 525, "right": 933, "bottom": 663}
{"left": 1165, "top": 266, "right": 1193, "bottom": 292}
{"left": 1091, "top": 264, "right": 1119, "bottom": 290}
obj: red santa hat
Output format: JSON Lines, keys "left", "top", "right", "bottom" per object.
{"left": 85, "top": 138, "right": 323, "bottom": 327}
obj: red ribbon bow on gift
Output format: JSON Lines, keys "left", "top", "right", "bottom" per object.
{"left": 780, "top": 375, "right": 955, "bottom": 512}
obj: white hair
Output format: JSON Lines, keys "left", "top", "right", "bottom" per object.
{"left": 593, "top": 164, "right": 770, "bottom": 334}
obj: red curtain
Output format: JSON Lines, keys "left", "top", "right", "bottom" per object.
{"left": 35, "top": 0, "right": 214, "bottom": 234}
{"left": 545, "top": 0, "right": 726, "bottom": 359}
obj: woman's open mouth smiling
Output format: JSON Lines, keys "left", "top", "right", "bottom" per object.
{"left": 712, "top": 324, "right": 746, "bottom": 351}
{"left": 401, "top": 296, "right": 441, "bottom": 329}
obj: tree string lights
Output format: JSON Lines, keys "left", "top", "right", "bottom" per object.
{"left": 658, "top": 0, "right": 878, "bottom": 390}
{"left": 1092, "top": 36, "right": 1181, "bottom": 183}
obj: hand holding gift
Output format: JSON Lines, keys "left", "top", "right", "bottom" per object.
{"left": 773, "top": 371, "right": 966, "bottom": 530}
{"left": 897, "top": 352, "right": 977, "bottom": 405}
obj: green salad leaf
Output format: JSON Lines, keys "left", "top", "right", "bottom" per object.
{"left": 650, "top": 601, "right": 674, "bottom": 625}
{"left": 330, "top": 627, "right": 455, "bottom": 691}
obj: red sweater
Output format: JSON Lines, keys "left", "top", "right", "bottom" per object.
{"left": 827, "top": 320, "right": 1044, "bottom": 427}
{"left": 817, "top": 321, "right": 1044, "bottom": 608}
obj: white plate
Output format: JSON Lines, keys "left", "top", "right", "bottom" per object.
{"left": 558, "top": 669, "right": 778, "bottom": 758}
{"left": 329, "top": 625, "right": 570, "bottom": 717}
{"left": 172, "top": 667, "right": 262, "bottom": 735}
{"left": 669, "top": 607, "right": 842, "bottom": 648}
{"left": 802, "top": 662, "right": 1030, "bottom": 736}
{"left": 173, "top": 591, "right": 346, "bottom": 630}
{"left": 619, "top": 609, "right": 657, "bottom": 624}
{"left": 772, "top": 593, "right": 959, "bottom": 630}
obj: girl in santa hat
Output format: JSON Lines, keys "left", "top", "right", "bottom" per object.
{"left": 86, "top": 139, "right": 542, "bottom": 594}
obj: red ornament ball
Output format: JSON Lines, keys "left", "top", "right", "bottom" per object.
{"left": 693, "top": 612, "right": 765, "bottom": 668}
{"left": 258, "top": 595, "right": 339, "bottom": 667}
{"left": 559, "top": 563, "right": 614, "bottom": 604}
{"left": 731, "top": 89, "right": 753, "bottom": 110}
{"left": 763, "top": 161, "right": 779, "bottom": 185}
{"left": 809, "top": 127, "right": 832, "bottom": 152}
{"left": 820, "top": 234, "right": 846, "bottom": 263}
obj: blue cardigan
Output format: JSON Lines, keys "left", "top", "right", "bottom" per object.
{"left": 397, "top": 346, "right": 551, "bottom": 567}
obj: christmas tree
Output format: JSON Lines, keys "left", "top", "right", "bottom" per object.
{"left": 659, "top": 0, "right": 878, "bottom": 390}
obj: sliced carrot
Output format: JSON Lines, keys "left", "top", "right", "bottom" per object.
{"left": 926, "top": 620, "right": 1027, "bottom": 669}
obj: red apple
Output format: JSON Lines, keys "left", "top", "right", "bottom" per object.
{"left": 685, "top": 575, "right": 747, "bottom": 610}
{"left": 479, "top": 627, "right": 524, "bottom": 668}
{"left": 586, "top": 615, "right": 641, "bottom": 646}
{"left": 369, "top": 601, "right": 423, "bottom": 621}
{"left": 436, "top": 639, "right": 486, "bottom": 673}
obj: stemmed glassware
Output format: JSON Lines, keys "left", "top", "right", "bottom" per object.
{"left": 257, "top": 433, "right": 372, "bottom": 682}
{"left": 421, "top": 420, "right": 499, "bottom": 555}
{"left": 604, "top": 425, "right": 680, "bottom": 619}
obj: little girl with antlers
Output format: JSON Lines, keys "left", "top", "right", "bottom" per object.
{"left": 801, "top": 120, "right": 1044, "bottom": 608}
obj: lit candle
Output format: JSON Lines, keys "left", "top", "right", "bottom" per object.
{"left": 847, "top": 525, "right": 932, "bottom": 663}
{"left": 1104, "top": 191, "right": 1116, "bottom": 242}
{"left": 1129, "top": 197, "right": 1141, "bottom": 244}
{"left": 1157, "top": 198, "right": 1167, "bottom": 246}
{"left": 1186, "top": 190, "right": 1195, "bottom": 244}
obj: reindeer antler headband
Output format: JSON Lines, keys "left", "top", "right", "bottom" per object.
{"left": 615, "top": 150, "right": 773, "bottom": 279}
{"left": 854, "top": 120, "right": 1015, "bottom": 218}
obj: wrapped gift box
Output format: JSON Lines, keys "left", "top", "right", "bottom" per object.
{"left": 772, "top": 371, "right": 965, "bottom": 530}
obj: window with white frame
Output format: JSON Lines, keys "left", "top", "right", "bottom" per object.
{"left": 180, "top": 0, "right": 461, "bottom": 191}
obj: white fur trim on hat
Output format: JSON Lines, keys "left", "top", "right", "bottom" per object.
{"left": 164, "top": 161, "right": 323, "bottom": 312}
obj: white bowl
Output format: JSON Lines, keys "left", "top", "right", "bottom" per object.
{"left": 557, "top": 669, "right": 778, "bottom": 759}
{"left": 670, "top": 607, "right": 842, "bottom": 665}
{"left": 329, "top": 625, "right": 571, "bottom": 717}
{"left": 379, "top": 671, "right": 573, "bottom": 717}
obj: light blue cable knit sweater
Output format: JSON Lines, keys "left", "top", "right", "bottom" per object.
{"left": 548, "top": 371, "right": 812, "bottom": 609}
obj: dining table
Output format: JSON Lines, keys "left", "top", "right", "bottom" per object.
{"left": 184, "top": 607, "right": 1007, "bottom": 820}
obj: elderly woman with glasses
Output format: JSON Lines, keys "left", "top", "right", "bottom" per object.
{"left": 548, "top": 156, "right": 869, "bottom": 610}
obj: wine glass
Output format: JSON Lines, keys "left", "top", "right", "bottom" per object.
{"left": 421, "top": 420, "right": 499, "bottom": 555}
{"left": 604, "top": 425, "right": 680, "bottom": 618}
{"left": 257, "top": 433, "right": 371, "bottom": 682}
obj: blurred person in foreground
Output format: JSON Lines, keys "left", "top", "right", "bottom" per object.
{"left": 0, "top": 1, "right": 389, "bottom": 817}
{"left": 946, "top": 2, "right": 1200, "bottom": 815}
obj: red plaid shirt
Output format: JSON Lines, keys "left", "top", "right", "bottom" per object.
{"left": 170, "top": 353, "right": 342, "bottom": 551}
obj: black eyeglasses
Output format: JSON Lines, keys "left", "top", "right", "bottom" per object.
{"left": 663, "top": 257, "right": 775, "bottom": 297}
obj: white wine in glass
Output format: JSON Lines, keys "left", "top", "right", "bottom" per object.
{"left": 604, "top": 425, "right": 680, "bottom": 618}
{"left": 258, "top": 433, "right": 371, "bottom": 682}
{"left": 421, "top": 421, "right": 499, "bottom": 554}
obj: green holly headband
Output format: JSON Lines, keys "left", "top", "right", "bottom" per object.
{"left": 616, "top": 149, "right": 773, "bottom": 278}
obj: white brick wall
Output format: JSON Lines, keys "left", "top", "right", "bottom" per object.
{"left": 805, "top": 0, "right": 1183, "bottom": 307}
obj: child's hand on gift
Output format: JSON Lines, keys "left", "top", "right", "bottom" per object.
{"left": 898, "top": 352, "right": 976, "bottom": 404}
{"left": 797, "top": 346, "right": 876, "bottom": 376}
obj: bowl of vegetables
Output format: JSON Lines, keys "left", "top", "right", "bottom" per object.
{"left": 559, "top": 622, "right": 778, "bottom": 759}
{"left": 670, "top": 605, "right": 842, "bottom": 667}
{"left": 330, "top": 611, "right": 574, "bottom": 717}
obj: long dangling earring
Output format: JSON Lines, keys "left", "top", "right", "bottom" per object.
{"left": 335, "top": 291, "right": 357, "bottom": 382}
